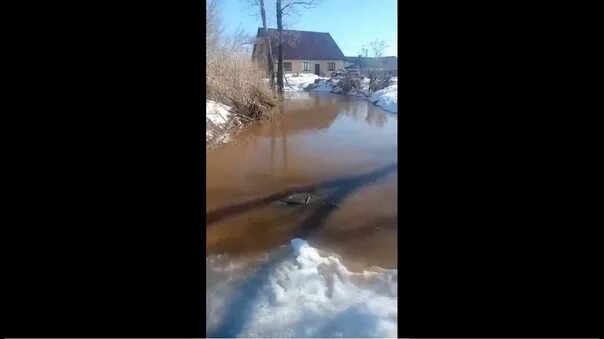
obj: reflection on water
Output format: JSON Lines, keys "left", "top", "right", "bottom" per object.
{"left": 207, "top": 92, "right": 397, "bottom": 270}
{"left": 337, "top": 98, "right": 388, "bottom": 127}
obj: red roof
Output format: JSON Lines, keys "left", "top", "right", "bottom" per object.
{"left": 257, "top": 28, "right": 345, "bottom": 60}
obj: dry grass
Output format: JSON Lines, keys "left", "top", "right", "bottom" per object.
{"left": 206, "top": 51, "right": 278, "bottom": 122}
{"left": 205, "top": 0, "right": 278, "bottom": 149}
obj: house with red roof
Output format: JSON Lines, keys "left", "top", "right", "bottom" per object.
{"left": 252, "top": 28, "right": 346, "bottom": 77}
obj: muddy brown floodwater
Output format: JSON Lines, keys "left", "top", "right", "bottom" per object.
{"left": 206, "top": 92, "right": 397, "bottom": 271}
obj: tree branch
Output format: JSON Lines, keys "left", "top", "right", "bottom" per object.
{"left": 281, "top": 1, "right": 318, "bottom": 14}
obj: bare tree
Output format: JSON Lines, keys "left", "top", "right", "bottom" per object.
{"left": 275, "top": 0, "right": 320, "bottom": 94}
{"left": 276, "top": 0, "right": 284, "bottom": 94}
{"left": 361, "top": 47, "right": 369, "bottom": 58}
{"left": 280, "top": 0, "right": 319, "bottom": 15}
{"left": 248, "top": 0, "right": 276, "bottom": 90}
{"left": 206, "top": 0, "right": 223, "bottom": 51}
{"left": 369, "top": 39, "right": 388, "bottom": 58}
{"left": 358, "top": 47, "right": 369, "bottom": 74}
{"left": 223, "top": 25, "right": 254, "bottom": 55}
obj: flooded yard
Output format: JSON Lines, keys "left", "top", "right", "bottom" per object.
{"left": 206, "top": 92, "right": 398, "bottom": 337}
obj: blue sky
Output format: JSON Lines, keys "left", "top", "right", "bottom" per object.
{"left": 218, "top": 0, "right": 397, "bottom": 57}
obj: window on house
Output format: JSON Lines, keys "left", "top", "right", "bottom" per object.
{"left": 302, "top": 62, "right": 311, "bottom": 71}
{"left": 259, "top": 44, "right": 264, "bottom": 54}
{"left": 284, "top": 62, "right": 292, "bottom": 71}
{"left": 328, "top": 62, "right": 335, "bottom": 71}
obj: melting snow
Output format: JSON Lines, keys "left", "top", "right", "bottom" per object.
{"left": 369, "top": 84, "right": 398, "bottom": 113}
{"left": 206, "top": 100, "right": 232, "bottom": 127}
{"left": 283, "top": 73, "right": 327, "bottom": 92}
{"left": 260, "top": 74, "right": 399, "bottom": 114}
{"left": 206, "top": 239, "right": 397, "bottom": 338}
{"left": 206, "top": 100, "right": 241, "bottom": 144}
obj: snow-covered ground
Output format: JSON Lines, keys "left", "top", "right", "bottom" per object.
{"left": 307, "top": 79, "right": 335, "bottom": 92}
{"left": 206, "top": 100, "right": 241, "bottom": 145}
{"left": 283, "top": 73, "right": 327, "bottom": 92}
{"left": 304, "top": 76, "right": 398, "bottom": 113}
{"left": 260, "top": 74, "right": 400, "bottom": 130}
{"left": 207, "top": 238, "right": 397, "bottom": 338}
{"left": 262, "top": 74, "right": 331, "bottom": 92}
{"left": 369, "top": 84, "right": 398, "bottom": 113}
{"left": 206, "top": 100, "right": 232, "bottom": 127}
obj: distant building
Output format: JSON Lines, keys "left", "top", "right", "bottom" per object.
{"left": 252, "top": 28, "right": 346, "bottom": 77}
{"left": 344, "top": 56, "right": 398, "bottom": 75}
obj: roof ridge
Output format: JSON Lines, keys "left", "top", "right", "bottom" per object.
{"left": 258, "top": 27, "right": 330, "bottom": 34}
{"left": 258, "top": 27, "right": 345, "bottom": 61}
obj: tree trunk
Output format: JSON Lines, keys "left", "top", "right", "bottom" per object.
{"left": 276, "top": 0, "right": 284, "bottom": 94}
{"left": 266, "top": 37, "right": 275, "bottom": 90}
{"left": 259, "top": 0, "right": 275, "bottom": 90}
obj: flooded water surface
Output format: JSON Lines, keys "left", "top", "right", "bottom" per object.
{"left": 206, "top": 92, "right": 398, "bottom": 337}
{"left": 207, "top": 92, "right": 397, "bottom": 269}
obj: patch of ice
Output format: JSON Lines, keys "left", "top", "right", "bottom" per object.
{"left": 206, "top": 239, "right": 397, "bottom": 338}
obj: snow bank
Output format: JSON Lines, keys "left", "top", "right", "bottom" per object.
{"left": 260, "top": 74, "right": 399, "bottom": 113}
{"left": 261, "top": 74, "right": 330, "bottom": 92}
{"left": 206, "top": 239, "right": 397, "bottom": 338}
{"left": 305, "top": 78, "right": 398, "bottom": 113}
{"left": 369, "top": 84, "right": 398, "bottom": 113}
{"left": 206, "top": 100, "right": 241, "bottom": 144}
{"left": 206, "top": 100, "right": 232, "bottom": 126}
{"left": 284, "top": 73, "right": 326, "bottom": 92}
{"left": 309, "top": 79, "right": 337, "bottom": 92}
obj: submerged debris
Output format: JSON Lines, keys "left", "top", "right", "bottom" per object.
{"left": 279, "top": 193, "right": 312, "bottom": 205}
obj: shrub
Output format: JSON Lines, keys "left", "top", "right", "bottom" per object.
{"left": 368, "top": 69, "right": 392, "bottom": 93}
{"left": 337, "top": 73, "right": 361, "bottom": 94}
{"left": 206, "top": 50, "right": 277, "bottom": 122}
